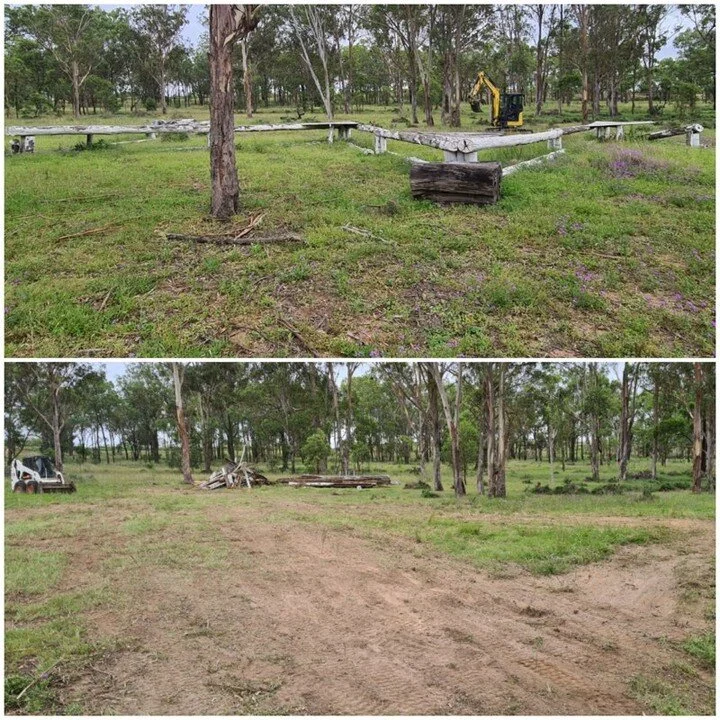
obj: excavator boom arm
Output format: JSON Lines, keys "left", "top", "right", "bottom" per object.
{"left": 469, "top": 71, "right": 501, "bottom": 124}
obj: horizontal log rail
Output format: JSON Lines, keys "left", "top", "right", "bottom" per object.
{"left": 6, "top": 120, "right": 359, "bottom": 137}
{"left": 356, "top": 123, "right": 563, "bottom": 154}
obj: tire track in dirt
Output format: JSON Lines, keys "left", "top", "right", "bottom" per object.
{"left": 51, "top": 507, "right": 713, "bottom": 715}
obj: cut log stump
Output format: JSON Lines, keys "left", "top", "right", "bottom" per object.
{"left": 410, "top": 161, "right": 502, "bottom": 205}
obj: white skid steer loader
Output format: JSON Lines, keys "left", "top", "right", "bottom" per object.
{"left": 10, "top": 456, "right": 76, "bottom": 494}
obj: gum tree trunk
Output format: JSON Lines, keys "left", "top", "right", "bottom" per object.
{"left": 241, "top": 38, "right": 253, "bottom": 118}
{"left": 209, "top": 6, "right": 239, "bottom": 219}
{"left": 209, "top": 5, "right": 258, "bottom": 220}
{"left": 692, "top": 363, "right": 704, "bottom": 492}
{"left": 172, "top": 363, "right": 194, "bottom": 485}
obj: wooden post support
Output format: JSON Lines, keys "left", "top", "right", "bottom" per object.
{"left": 547, "top": 136, "right": 562, "bottom": 151}
{"left": 616, "top": 125, "right": 625, "bottom": 141}
{"left": 443, "top": 150, "right": 478, "bottom": 163}
{"left": 687, "top": 129, "right": 701, "bottom": 148}
{"left": 19, "top": 136, "right": 26, "bottom": 154}
{"left": 374, "top": 134, "right": 387, "bottom": 154}
{"left": 86, "top": 134, "right": 93, "bottom": 147}
{"left": 146, "top": 132, "right": 157, "bottom": 140}
{"left": 338, "top": 126, "right": 351, "bottom": 141}
{"left": 327, "top": 127, "right": 334, "bottom": 144}
{"left": 410, "top": 161, "right": 502, "bottom": 205}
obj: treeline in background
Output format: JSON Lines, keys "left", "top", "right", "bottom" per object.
{"left": 5, "top": 362, "right": 715, "bottom": 496}
{"left": 5, "top": 4, "right": 715, "bottom": 125}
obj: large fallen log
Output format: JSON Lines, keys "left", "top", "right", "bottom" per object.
{"left": 648, "top": 124, "right": 703, "bottom": 141}
{"left": 280, "top": 474, "right": 392, "bottom": 488}
{"left": 557, "top": 124, "right": 592, "bottom": 135}
{"left": 410, "top": 161, "right": 501, "bottom": 205}
{"left": 502, "top": 149, "right": 565, "bottom": 177}
{"left": 357, "top": 124, "right": 562, "bottom": 153}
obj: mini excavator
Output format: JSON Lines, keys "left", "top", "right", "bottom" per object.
{"left": 468, "top": 71, "right": 525, "bottom": 130}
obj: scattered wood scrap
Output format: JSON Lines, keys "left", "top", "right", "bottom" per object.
{"left": 198, "top": 460, "right": 270, "bottom": 490}
{"left": 279, "top": 474, "right": 392, "bottom": 488}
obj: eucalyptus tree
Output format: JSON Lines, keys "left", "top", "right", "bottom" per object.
{"left": 130, "top": 5, "right": 189, "bottom": 114}
{"left": 7, "top": 362, "right": 92, "bottom": 471}
{"left": 618, "top": 363, "right": 642, "bottom": 481}
{"left": 288, "top": 5, "right": 336, "bottom": 120}
{"left": 7, "top": 4, "right": 108, "bottom": 118}
{"left": 638, "top": 4, "right": 670, "bottom": 114}
{"left": 172, "top": 363, "right": 193, "bottom": 484}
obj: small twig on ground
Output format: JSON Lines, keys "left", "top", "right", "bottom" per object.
{"left": 99, "top": 289, "right": 112, "bottom": 311}
{"left": 341, "top": 224, "right": 390, "bottom": 244}
{"left": 43, "top": 194, "right": 117, "bottom": 204}
{"left": 55, "top": 222, "right": 121, "bottom": 242}
{"left": 587, "top": 251, "right": 627, "bottom": 260}
{"left": 167, "top": 231, "right": 303, "bottom": 246}
{"left": 17, "top": 657, "right": 65, "bottom": 700}
{"left": 278, "top": 317, "right": 319, "bottom": 357}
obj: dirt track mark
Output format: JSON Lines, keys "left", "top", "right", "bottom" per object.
{"left": 18, "top": 503, "right": 714, "bottom": 715}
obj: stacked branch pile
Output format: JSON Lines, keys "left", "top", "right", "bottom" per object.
{"left": 198, "top": 460, "right": 270, "bottom": 490}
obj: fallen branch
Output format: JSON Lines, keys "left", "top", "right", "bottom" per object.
{"left": 17, "top": 658, "right": 65, "bottom": 700}
{"left": 278, "top": 317, "right": 319, "bottom": 357}
{"left": 166, "top": 232, "right": 304, "bottom": 246}
{"left": 341, "top": 224, "right": 389, "bottom": 243}
{"left": 347, "top": 142, "right": 374, "bottom": 155}
{"left": 55, "top": 222, "right": 120, "bottom": 242}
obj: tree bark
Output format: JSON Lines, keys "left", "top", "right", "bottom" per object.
{"left": 429, "top": 363, "right": 464, "bottom": 496}
{"left": 427, "top": 370, "right": 444, "bottom": 491}
{"left": 172, "top": 363, "right": 194, "bottom": 484}
{"left": 209, "top": 6, "right": 240, "bottom": 220}
{"left": 692, "top": 363, "right": 703, "bottom": 492}
{"left": 651, "top": 375, "right": 659, "bottom": 479}
{"left": 241, "top": 37, "right": 253, "bottom": 118}
{"left": 209, "top": 5, "right": 257, "bottom": 220}
{"left": 71, "top": 60, "right": 81, "bottom": 120}
{"left": 490, "top": 364, "right": 507, "bottom": 498}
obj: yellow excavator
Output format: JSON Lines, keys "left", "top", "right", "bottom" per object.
{"left": 469, "top": 71, "right": 525, "bottom": 130}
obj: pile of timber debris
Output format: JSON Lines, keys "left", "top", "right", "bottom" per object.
{"left": 279, "top": 474, "right": 392, "bottom": 489}
{"left": 198, "top": 460, "right": 270, "bottom": 490}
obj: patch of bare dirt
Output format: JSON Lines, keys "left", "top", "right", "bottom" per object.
{"left": 53, "top": 504, "right": 714, "bottom": 716}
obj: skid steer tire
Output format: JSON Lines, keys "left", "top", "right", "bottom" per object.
{"left": 13, "top": 481, "right": 26, "bottom": 493}
{"left": 26, "top": 480, "right": 39, "bottom": 494}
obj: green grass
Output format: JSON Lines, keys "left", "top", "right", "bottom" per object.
{"left": 4, "top": 456, "right": 713, "bottom": 713}
{"left": 296, "top": 512, "right": 669, "bottom": 576}
{"left": 683, "top": 632, "right": 716, "bottom": 669}
{"left": 5, "top": 102, "right": 714, "bottom": 357}
{"left": 5, "top": 548, "right": 67, "bottom": 596}
{"left": 629, "top": 675, "right": 697, "bottom": 715}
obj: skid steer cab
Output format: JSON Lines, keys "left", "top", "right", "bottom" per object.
{"left": 10, "top": 456, "right": 76, "bottom": 494}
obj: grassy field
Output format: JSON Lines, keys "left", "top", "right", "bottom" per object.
{"left": 5, "top": 457, "right": 715, "bottom": 714}
{"left": 5, "top": 103, "right": 715, "bottom": 358}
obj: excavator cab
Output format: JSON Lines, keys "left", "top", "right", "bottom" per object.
{"left": 501, "top": 93, "right": 524, "bottom": 126}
